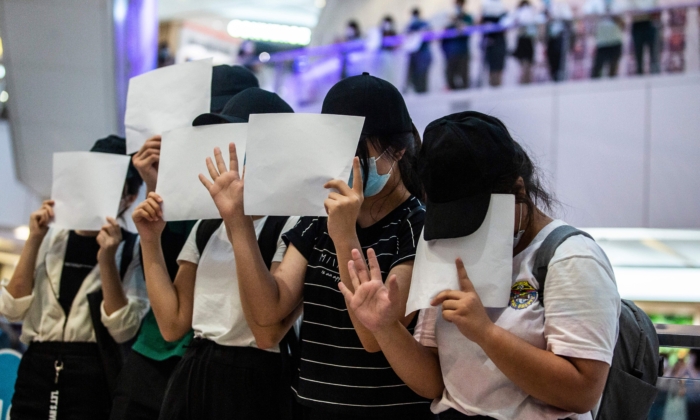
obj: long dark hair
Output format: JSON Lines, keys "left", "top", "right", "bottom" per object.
{"left": 355, "top": 123, "right": 425, "bottom": 202}
{"left": 492, "top": 139, "right": 556, "bottom": 231}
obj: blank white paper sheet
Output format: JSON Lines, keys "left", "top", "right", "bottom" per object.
{"left": 125, "top": 58, "right": 213, "bottom": 154}
{"left": 156, "top": 124, "right": 247, "bottom": 221}
{"left": 244, "top": 113, "right": 365, "bottom": 217}
{"left": 406, "top": 194, "right": 515, "bottom": 315}
{"left": 51, "top": 152, "right": 131, "bottom": 231}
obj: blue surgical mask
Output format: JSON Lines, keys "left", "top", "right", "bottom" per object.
{"left": 349, "top": 152, "right": 394, "bottom": 197}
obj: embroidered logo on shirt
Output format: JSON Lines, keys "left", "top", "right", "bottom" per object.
{"left": 509, "top": 281, "right": 538, "bottom": 310}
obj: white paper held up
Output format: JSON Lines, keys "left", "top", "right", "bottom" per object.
{"left": 156, "top": 124, "right": 247, "bottom": 221}
{"left": 244, "top": 113, "right": 364, "bottom": 216}
{"left": 51, "top": 152, "right": 131, "bottom": 231}
{"left": 125, "top": 58, "right": 213, "bottom": 154}
{"left": 406, "top": 194, "right": 515, "bottom": 315}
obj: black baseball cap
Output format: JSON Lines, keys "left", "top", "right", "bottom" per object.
{"left": 193, "top": 87, "right": 294, "bottom": 126}
{"left": 210, "top": 65, "right": 260, "bottom": 113}
{"left": 419, "top": 111, "right": 517, "bottom": 240}
{"left": 90, "top": 135, "right": 141, "bottom": 181}
{"left": 321, "top": 72, "right": 412, "bottom": 137}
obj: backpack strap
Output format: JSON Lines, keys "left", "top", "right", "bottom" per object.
{"left": 534, "top": 225, "right": 593, "bottom": 306}
{"left": 196, "top": 219, "right": 224, "bottom": 256}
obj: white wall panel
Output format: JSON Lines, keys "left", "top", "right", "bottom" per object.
{"left": 649, "top": 76, "right": 700, "bottom": 228}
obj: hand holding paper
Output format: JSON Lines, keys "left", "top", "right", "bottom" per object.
{"left": 431, "top": 258, "right": 495, "bottom": 345}
{"left": 51, "top": 152, "right": 131, "bottom": 231}
{"left": 132, "top": 192, "right": 166, "bottom": 243}
{"left": 405, "top": 194, "right": 515, "bottom": 315}
{"left": 199, "top": 143, "right": 245, "bottom": 220}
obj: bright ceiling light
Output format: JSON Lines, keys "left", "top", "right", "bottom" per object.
{"left": 0, "top": 65, "right": 5, "bottom": 79}
{"left": 0, "top": 91, "right": 8, "bottom": 103}
{"left": 227, "top": 20, "right": 311, "bottom": 45}
{"left": 13, "top": 226, "right": 30, "bottom": 241}
{"left": 258, "top": 52, "right": 271, "bottom": 63}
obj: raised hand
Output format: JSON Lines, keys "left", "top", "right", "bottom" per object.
{"left": 198, "top": 143, "right": 244, "bottom": 220}
{"left": 324, "top": 157, "right": 363, "bottom": 241}
{"left": 97, "top": 217, "right": 122, "bottom": 263}
{"left": 28, "top": 200, "right": 55, "bottom": 240}
{"left": 132, "top": 135, "right": 161, "bottom": 192}
{"left": 338, "top": 248, "right": 401, "bottom": 333}
{"left": 132, "top": 192, "right": 166, "bottom": 243}
{"left": 431, "top": 258, "right": 494, "bottom": 344}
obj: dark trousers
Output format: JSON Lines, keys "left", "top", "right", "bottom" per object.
{"left": 407, "top": 49, "right": 432, "bottom": 93}
{"left": 109, "top": 351, "right": 181, "bottom": 420}
{"left": 11, "top": 342, "right": 111, "bottom": 420}
{"left": 592, "top": 44, "right": 622, "bottom": 78}
{"left": 159, "top": 338, "right": 290, "bottom": 420}
{"left": 632, "top": 20, "right": 660, "bottom": 74}
{"left": 547, "top": 36, "right": 565, "bottom": 81}
{"left": 445, "top": 54, "right": 470, "bottom": 90}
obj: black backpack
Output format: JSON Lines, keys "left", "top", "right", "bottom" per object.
{"left": 534, "top": 225, "right": 659, "bottom": 420}
{"left": 87, "top": 229, "right": 137, "bottom": 396}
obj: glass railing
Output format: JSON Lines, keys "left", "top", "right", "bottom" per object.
{"left": 262, "top": 3, "right": 700, "bottom": 108}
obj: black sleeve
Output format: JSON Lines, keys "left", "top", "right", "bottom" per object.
{"left": 282, "top": 216, "right": 321, "bottom": 260}
{"left": 159, "top": 221, "right": 197, "bottom": 280}
{"left": 391, "top": 206, "right": 425, "bottom": 269}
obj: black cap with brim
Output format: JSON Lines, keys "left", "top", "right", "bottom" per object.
{"left": 210, "top": 65, "right": 259, "bottom": 113}
{"left": 90, "top": 135, "right": 141, "bottom": 181}
{"left": 192, "top": 113, "right": 246, "bottom": 126}
{"left": 424, "top": 191, "right": 491, "bottom": 240}
{"left": 193, "top": 87, "right": 293, "bottom": 127}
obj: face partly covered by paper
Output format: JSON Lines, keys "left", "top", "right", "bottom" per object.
{"left": 51, "top": 152, "right": 131, "bottom": 231}
{"left": 156, "top": 124, "right": 248, "bottom": 221}
{"left": 125, "top": 58, "right": 213, "bottom": 154}
{"left": 406, "top": 194, "right": 515, "bottom": 315}
{"left": 243, "top": 113, "right": 365, "bottom": 217}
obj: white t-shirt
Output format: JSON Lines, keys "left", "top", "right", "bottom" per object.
{"left": 178, "top": 216, "right": 299, "bottom": 351}
{"left": 414, "top": 220, "right": 621, "bottom": 420}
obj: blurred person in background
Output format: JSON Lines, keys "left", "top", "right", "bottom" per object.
{"left": 376, "top": 16, "right": 400, "bottom": 85}
{"left": 684, "top": 349, "right": 700, "bottom": 419}
{"left": 381, "top": 16, "right": 398, "bottom": 49}
{"left": 510, "top": 0, "right": 544, "bottom": 84}
{"left": 629, "top": 0, "right": 660, "bottom": 74}
{"left": 441, "top": 0, "right": 474, "bottom": 90}
{"left": 544, "top": 1, "right": 573, "bottom": 81}
{"left": 481, "top": 0, "right": 509, "bottom": 87}
{"left": 341, "top": 20, "right": 362, "bottom": 79}
{"left": 405, "top": 8, "right": 432, "bottom": 93}
{"left": 588, "top": 2, "right": 625, "bottom": 78}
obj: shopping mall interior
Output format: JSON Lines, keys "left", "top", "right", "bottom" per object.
{"left": 0, "top": 0, "right": 698, "bottom": 419}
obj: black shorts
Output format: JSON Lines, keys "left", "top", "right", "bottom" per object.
{"left": 159, "top": 338, "right": 292, "bottom": 420}
{"left": 11, "top": 341, "right": 111, "bottom": 420}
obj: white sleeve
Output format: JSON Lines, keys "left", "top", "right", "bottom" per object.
{"left": 0, "top": 285, "right": 34, "bottom": 322}
{"left": 272, "top": 216, "right": 300, "bottom": 263}
{"left": 413, "top": 307, "right": 439, "bottom": 348}
{"left": 101, "top": 237, "right": 151, "bottom": 343}
{"left": 177, "top": 220, "right": 202, "bottom": 265}
{"left": 543, "top": 237, "right": 621, "bottom": 365}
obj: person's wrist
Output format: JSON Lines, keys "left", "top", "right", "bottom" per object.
{"left": 374, "top": 319, "right": 403, "bottom": 340}
{"left": 27, "top": 231, "right": 47, "bottom": 243}
{"left": 474, "top": 321, "right": 498, "bottom": 348}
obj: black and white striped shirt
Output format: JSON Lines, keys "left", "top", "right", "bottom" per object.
{"left": 283, "top": 196, "right": 432, "bottom": 418}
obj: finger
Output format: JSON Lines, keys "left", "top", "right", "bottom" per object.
{"left": 147, "top": 192, "right": 163, "bottom": 203}
{"left": 431, "top": 290, "right": 464, "bottom": 306}
{"left": 324, "top": 179, "right": 353, "bottom": 196}
{"left": 440, "top": 299, "right": 461, "bottom": 311}
{"left": 140, "top": 202, "right": 158, "bottom": 221}
{"left": 43, "top": 204, "right": 55, "bottom": 218}
{"left": 326, "top": 192, "right": 344, "bottom": 202}
{"left": 366, "top": 248, "right": 382, "bottom": 281}
{"left": 206, "top": 156, "right": 219, "bottom": 181}
{"left": 145, "top": 198, "right": 163, "bottom": 218}
{"left": 43, "top": 200, "right": 55, "bottom": 206}
{"left": 142, "top": 155, "right": 160, "bottom": 167}
{"left": 132, "top": 208, "right": 149, "bottom": 223}
{"left": 347, "top": 260, "right": 361, "bottom": 291}
{"left": 228, "top": 143, "right": 240, "bottom": 178}
{"left": 106, "top": 217, "right": 119, "bottom": 227}
{"left": 338, "top": 281, "right": 354, "bottom": 304}
{"left": 351, "top": 249, "right": 371, "bottom": 284}
{"left": 198, "top": 173, "right": 214, "bottom": 191}
{"left": 455, "top": 258, "right": 476, "bottom": 293}
{"left": 442, "top": 309, "right": 457, "bottom": 323}
{"left": 351, "top": 156, "right": 363, "bottom": 195}
{"left": 214, "top": 147, "right": 228, "bottom": 176}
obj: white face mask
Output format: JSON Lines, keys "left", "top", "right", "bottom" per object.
{"left": 513, "top": 202, "right": 525, "bottom": 248}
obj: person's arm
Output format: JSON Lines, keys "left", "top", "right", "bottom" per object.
{"left": 199, "top": 144, "right": 305, "bottom": 326}
{"left": 132, "top": 135, "right": 161, "bottom": 193}
{"left": 96, "top": 217, "right": 128, "bottom": 315}
{"left": 431, "top": 258, "right": 610, "bottom": 414}
{"left": 133, "top": 193, "right": 196, "bottom": 342}
{"left": 338, "top": 249, "right": 444, "bottom": 398}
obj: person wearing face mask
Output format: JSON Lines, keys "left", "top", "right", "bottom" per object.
{"left": 203, "top": 73, "right": 435, "bottom": 420}
{"left": 339, "top": 111, "right": 621, "bottom": 420}
{"left": 0, "top": 136, "right": 149, "bottom": 420}
{"left": 132, "top": 88, "right": 301, "bottom": 420}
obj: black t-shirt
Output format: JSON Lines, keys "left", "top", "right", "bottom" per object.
{"left": 59, "top": 231, "right": 100, "bottom": 316}
{"left": 283, "top": 195, "right": 432, "bottom": 418}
